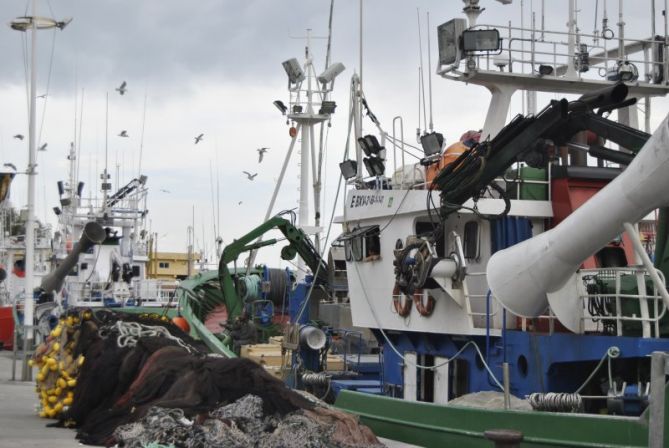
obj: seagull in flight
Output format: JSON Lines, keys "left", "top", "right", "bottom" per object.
{"left": 38, "top": 143, "right": 47, "bottom": 151}
{"left": 194, "top": 133, "right": 204, "bottom": 144}
{"left": 257, "top": 147, "right": 269, "bottom": 163}
{"left": 242, "top": 171, "right": 257, "bottom": 181}
{"left": 118, "top": 130, "right": 129, "bottom": 137}
{"left": 37, "top": 94, "right": 47, "bottom": 99}
{"left": 159, "top": 188, "right": 170, "bottom": 193}
{"left": 13, "top": 134, "right": 24, "bottom": 140}
{"left": 238, "top": 201, "right": 243, "bottom": 205}
{"left": 116, "top": 81, "right": 127, "bottom": 96}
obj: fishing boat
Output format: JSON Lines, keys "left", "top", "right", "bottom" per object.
{"left": 327, "top": 1, "right": 669, "bottom": 447}
{"left": 49, "top": 141, "right": 176, "bottom": 310}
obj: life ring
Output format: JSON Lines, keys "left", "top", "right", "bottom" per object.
{"left": 392, "top": 284, "right": 413, "bottom": 317}
{"left": 413, "top": 290, "right": 436, "bottom": 317}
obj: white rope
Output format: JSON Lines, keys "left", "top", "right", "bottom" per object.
{"left": 107, "top": 320, "right": 194, "bottom": 353}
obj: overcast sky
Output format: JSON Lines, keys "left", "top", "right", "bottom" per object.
{"left": 0, "top": 0, "right": 666, "bottom": 268}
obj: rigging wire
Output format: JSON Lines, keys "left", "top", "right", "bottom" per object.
{"left": 417, "top": 8, "right": 427, "bottom": 135}
{"left": 137, "top": 86, "right": 148, "bottom": 176}
{"left": 37, "top": 28, "right": 58, "bottom": 147}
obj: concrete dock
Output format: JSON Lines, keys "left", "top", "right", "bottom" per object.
{"left": 0, "top": 351, "right": 79, "bottom": 447}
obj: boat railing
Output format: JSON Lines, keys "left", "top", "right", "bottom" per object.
{"left": 496, "top": 161, "right": 552, "bottom": 202}
{"left": 65, "top": 279, "right": 176, "bottom": 307}
{"left": 577, "top": 266, "right": 667, "bottom": 338}
{"left": 464, "top": 271, "right": 503, "bottom": 320}
{"left": 445, "top": 19, "right": 668, "bottom": 85}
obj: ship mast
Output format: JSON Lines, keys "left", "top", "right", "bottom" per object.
{"left": 9, "top": 0, "right": 71, "bottom": 380}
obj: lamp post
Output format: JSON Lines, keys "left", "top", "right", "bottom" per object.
{"left": 10, "top": 0, "right": 71, "bottom": 381}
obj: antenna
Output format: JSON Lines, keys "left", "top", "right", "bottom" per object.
{"left": 417, "top": 8, "right": 427, "bottom": 135}
{"left": 103, "top": 91, "right": 109, "bottom": 208}
{"left": 426, "top": 11, "right": 434, "bottom": 132}
{"left": 138, "top": 86, "right": 148, "bottom": 177}
{"left": 208, "top": 160, "right": 217, "bottom": 245}
{"left": 76, "top": 88, "right": 84, "bottom": 184}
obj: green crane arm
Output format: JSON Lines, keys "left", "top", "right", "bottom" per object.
{"left": 217, "top": 216, "right": 329, "bottom": 321}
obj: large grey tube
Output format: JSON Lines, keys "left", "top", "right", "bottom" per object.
{"left": 487, "top": 115, "right": 669, "bottom": 319}
{"left": 40, "top": 222, "right": 106, "bottom": 294}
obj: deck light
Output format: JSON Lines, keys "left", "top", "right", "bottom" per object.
{"left": 317, "top": 62, "right": 345, "bottom": 84}
{"left": 273, "top": 100, "right": 287, "bottom": 115}
{"left": 282, "top": 58, "right": 305, "bottom": 84}
{"left": 363, "top": 157, "right": 385, "bottom": 177}
{"left": 420, "top": 132, "right": 445, "bottom": 157}
{"left": 358, "top": 135, "right": 383, "bottom": 157}
{"left": 53, "top": 207, "right": 61, "bottom": 216}
{"left": 339, "top": 160, "right": 358, "bottom": 180}
{"left": 319, "top": 101, "right": 337, "bottom": 115}
{"left": 462, "top": 29, "right": 501, "bottom": 52}
{"left": 538, "top": 64, "right": 554, "bottom": 76}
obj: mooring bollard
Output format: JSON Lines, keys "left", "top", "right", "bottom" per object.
{"left": 484, "top": 429, "right": 524, "bottom": 448}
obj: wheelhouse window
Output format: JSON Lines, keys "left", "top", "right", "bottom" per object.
{"left": 337, "top": 225, "right": 381, "bottom": 262}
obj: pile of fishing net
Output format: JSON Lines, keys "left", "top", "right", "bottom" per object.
{"left": 34, "top": 309, "right": 381, "bottom": 447}
{"left": 114, "top": 394, "right": 382, "bottom": 448}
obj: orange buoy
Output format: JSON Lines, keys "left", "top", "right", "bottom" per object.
{"left": 289, "top": 126, "right": 298, "bottom": 138}
{"left": 172, "top": 316, "right": 190, "bottom": 333}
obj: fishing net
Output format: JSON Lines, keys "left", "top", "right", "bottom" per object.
{"left": 32, "top": 309, "right": 381, "bottom": 447}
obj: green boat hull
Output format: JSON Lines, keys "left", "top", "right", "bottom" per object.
{"left": 335, "top": 387, "right": 669, "bottom": 447}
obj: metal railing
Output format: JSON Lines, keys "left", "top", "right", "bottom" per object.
{"left": 578, "top": 267, "right": 667, "bottom": 338}
{"left": 463, "top": 20, "right": 669, "bottom": 85}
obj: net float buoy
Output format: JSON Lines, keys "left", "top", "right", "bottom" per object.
{"left": 172, "top": 316, "right": 190, "bottom": 333}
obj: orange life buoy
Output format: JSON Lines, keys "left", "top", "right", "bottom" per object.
{"left": 392, "top": 283, "right": 413, "bottom": 317}
{"left": 413, "top": 290, "right": 436, "bottom": 317}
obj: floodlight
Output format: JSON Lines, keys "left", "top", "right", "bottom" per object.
{"left": 319, "top": 101, "right": 337, "bottom": 115}
{"left": 317, "top": 62, "right": 346, "bottom": 84}
{"left": 339, "top": 160, "right": 358, "bottom": 180}
{"left": 292, "top": 105, "right": 303, "bottom": 114}
{"left": 437, "top": 18, "right": 467, "bottom": 66}
{"left": 77, "top": 181, "right": 85, "bottom": 197}
{"left": 57, "top": 181, "right": 64, "bottom": 196}
{"left": 53, "top": 207, "right": 62, "bottom": 216}
{"left": 273, "top": 100, "right": 287, "bottom": 114}
{"left": 462, "top": 29, "right": 501, "bottom": 52}
{"left": 538, "top": 64, "right": 554, "bottom": 76}
{"left": 420, "top": 132, "right": 445, "bottom": 157}
{"left": 363, "top": 157, "right": 385, "bottom": 177}
{"left": 282, "top": 58, "right": 305, "bottom": 84}
{"left": 358, "top": 134, "right": 383, "bottom": 157}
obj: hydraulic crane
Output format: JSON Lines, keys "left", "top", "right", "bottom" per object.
{"left": 218, "top": 216, "right": 328, "bottom": 322}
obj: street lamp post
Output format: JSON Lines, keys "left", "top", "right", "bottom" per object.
{"left": 10, "top": 0, "right": 71, "bottom": 381}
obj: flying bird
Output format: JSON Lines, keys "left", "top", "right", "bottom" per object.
{"left": 116, "top": 81, "right": 127, "bottom": 95}
{"left": 118, "top": 130, "right": 129, "bottom": 137}
{"left": 37, "top": 94, "right": 47, "bottom": 99}
{"left": 257, "top": 147, "right": 269, "bottom": 163}
{"left": 242, "top": 171, "right": 257, "bottom": 181}
{"left": 38, "top": 143, "right": 47, "bottom": 151}
{"left": 159, "top": 189, "right": 170, "bottom": 193}
{"left": 238, "top": 201, "right": 243, "bottom": 205}
{"left": 194, "top": 133, "right": 204, "bottom": 144}
{"left": 13, "top": 134, "right": 24, "bottom": 140}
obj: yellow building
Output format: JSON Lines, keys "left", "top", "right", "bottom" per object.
{"left": 148, "top": 251, "right": 201, "bottom": 280}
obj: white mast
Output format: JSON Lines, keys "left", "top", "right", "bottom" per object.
{"left": 24, "top": 0, "right": 38, "bottom": 352}
{"left": 9, "top": 2, "right": 71, "bottom": 380}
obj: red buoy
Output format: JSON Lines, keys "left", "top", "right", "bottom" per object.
{"left": 172, "top": 316, "right": 190, "bottom": 333}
